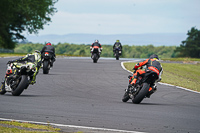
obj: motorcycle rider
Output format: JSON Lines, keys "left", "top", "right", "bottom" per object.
{"left": 113, "top": 40, "right": 122, "bottom": 54}
{"left": 129, "top": 54, "right": 163, "bottom": 88}
{"left": 90, "top": 40, "right": 103, "bottom": 57}
{"left": 41, "top": 42, "right": 56, "bottom": 67}
{"left": 6, "top": 50, "right": 42, "bottom": 85}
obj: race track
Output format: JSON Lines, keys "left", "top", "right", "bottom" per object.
{"left": 0, "top": 57, "right": 200, "bottom": 133}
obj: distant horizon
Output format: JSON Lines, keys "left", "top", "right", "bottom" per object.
{"left": 25, "top": 32, "right": 187, "bottom": 36}
{"left": 24, "top": 32, "right": 187, "bottom": 46}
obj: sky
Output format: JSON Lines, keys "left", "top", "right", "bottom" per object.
{"left": 26, "top": 0, "right": 200, "bottom": 36}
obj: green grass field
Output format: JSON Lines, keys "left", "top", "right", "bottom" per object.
{"left": 123, "top": 62, "right": 200, "bottom": 92}
{"left": 0, "top": 121, "right": 60, "bottom": 133}
{"left": 0, "top": 53, "right": 26, "bottom": 57}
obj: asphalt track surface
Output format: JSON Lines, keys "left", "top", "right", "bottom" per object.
{"left": 0, "top": 57, "right": 200, "bottom": 133}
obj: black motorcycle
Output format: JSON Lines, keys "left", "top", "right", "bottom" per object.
{"left": 91, "top": 47, "right": 101, "bottom": 63}
{"left": 0, "top": 62, "right": 36, "bottom": 96}
{"left": 42, "top": 52, "right": 52, "bottom": 74}
{"left": 114, "top": 47, "right": 122, "bottom": 60}
{"left": 122, "top": 68, "right": 160, "bottom": 104}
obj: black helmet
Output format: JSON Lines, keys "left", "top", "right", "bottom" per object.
{"left": 149, "top": 54, "right": 159, "bottom": 60}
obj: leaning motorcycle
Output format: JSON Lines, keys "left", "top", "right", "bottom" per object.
{"left": 114, "top": 47, "right": 122, "bottom": 60}
{"left": 42, "top": 52, "right": 51, "bottom": 74}
{"left": 122, "top": 67, "right": 161, "bottom": 104}
{"left": 0, "top": 62, "right": 36, "bottom": 96}
{"left": 91, "top": 46, "right": 101, "bottom": 63}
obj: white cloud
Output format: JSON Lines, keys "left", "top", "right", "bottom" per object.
{"left": 34, "top": 0, "right": 200, "bottom": 35}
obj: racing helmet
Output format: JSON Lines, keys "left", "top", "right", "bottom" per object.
{"left": 149, "top": 54, "right": 159, "bottom": 60}
{"left": 116, "top": 40, "right": 120, "bottom": 43}
{"left": 33, "top": 50, "right": 41, "bottom": 61}
{"left": 46, "top": 42, "right": 52, "bottom": 46}
{"left": 94, "top": 40, "right": 99, "bottom": 43}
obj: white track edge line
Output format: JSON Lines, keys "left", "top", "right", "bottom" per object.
{"left": 121, "top": 61, "right": 200, "bottom": 94}
{"left": 0, "top": 118, "right": 146, "bottom": 133}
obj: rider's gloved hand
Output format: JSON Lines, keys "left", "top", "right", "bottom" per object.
{"left": 128, "top": 84, "right": 133, "bottom": 88}
{"left": 128, "top": 75, "right": 132, "bottom": 79}
{"left": 133, "top": 70, "right": 137, "bottom": 73}
{"left": 7, "top": 60, "right": 14, "bottom": 64}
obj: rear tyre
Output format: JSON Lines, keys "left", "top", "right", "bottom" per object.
{"left": 132, "top": 83, "right": 149, "bottom": 104}
{"left": 116, "top": 55, "right": 119, "bottom": 60}
{"left": 12, "top": 75, "right": 28, "bottom": 96}
{"left": 122, "top": 91, "right": 130, "bottom": 102}
{"left": 93, "top": 54, "right": 98, "bottom": 63}
{"left": 0, "top": 82, "right": 6, "bottom": 95}
{"left": 115, "top": 51, "right": 119, "bottom": 60}
{"left": 43, "top": 60, "right": 49, "bottom": 74}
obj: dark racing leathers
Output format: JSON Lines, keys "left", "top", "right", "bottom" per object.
{"left": 41, "top": 45, "right": 56, "bottom": 66}
{"left": 130, "top": 58, "right": 162, "bottom": 85}
{"left": 113, "top": 42, "right": 122, "bottom": 53}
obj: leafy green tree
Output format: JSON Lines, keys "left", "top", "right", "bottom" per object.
{"left": 14, "top": 43, "right": 44, "bottom": 53}
{"left": 0, "top": 0, "right": 58, "bottom": 49}
{"left": 175, "top": 27, "right": 200, "bottom": 58}
{"left": 14, "top": 43, "right": 177, "bottom": 59}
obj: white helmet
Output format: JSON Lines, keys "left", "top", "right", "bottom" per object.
{"left": 33, "top": 50, "right": 41, "bottom": 61}
{"left": 95, "top": 40, "right": 99, "bottom": 43}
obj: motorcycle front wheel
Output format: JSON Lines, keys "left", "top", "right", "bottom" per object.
{"left": 0, "top": 82, "right": 6, "bottom": 95}
{"left": 12, "top": 75, "right": 28, "bottom": 96}
{"left": 122, "top": 91, "right": 130, "bottom": 102}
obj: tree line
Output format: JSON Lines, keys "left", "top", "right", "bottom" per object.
{"left": 14, "top": 43, "right": 177, "bottom": 59}
{"left": 10, "top": 27, "right": 200, "bottom": 59}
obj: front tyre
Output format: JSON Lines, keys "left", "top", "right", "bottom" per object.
{"left": 43, "top": 60, "right": 49, "bottom": 74}
{"left": 0, "top": 82, "right": 6, "bottom": 95}
{"left": 122, "top": 91, "right": 130, "bottom": 102}
{"left": 132, "top": 83, "right": 150, "bottom": 104}
{"left": 12, "top": 75, "right": 28, "bottom": 96}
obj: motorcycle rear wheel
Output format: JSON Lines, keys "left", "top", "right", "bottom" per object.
{"left": 116, "top": 55, "right": 119, "bottom": 60}
{"left": 93, "top": 53, "right": 98, "bottom": 63}
{"left": 116, "top": 51, "right": 119, "bottom": 60}
{"left": 12, "top": 75, "right": 28, "bottom": 96}
{"left": 132, "top": 83, "right": 150, "bottom": 104}
{"left": 43, "top": 60, "right": 49, "bottom": 74}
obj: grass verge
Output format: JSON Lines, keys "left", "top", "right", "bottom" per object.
{"left": 0, "top": 53, "right": 26, "bottom": 57}
{"left": 0, "top": 120, "right": 61, "bottom": 133}
{"left": 162, "top": 57, "right": 200, "bottom": 62}
{"left": 123, "top": 62, "right": 200, "bottom": 92}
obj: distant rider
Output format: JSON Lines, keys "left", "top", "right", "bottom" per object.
{"left": 129, "top": 54, "right": 163, "bottom": 87}
{"left": 90, "top": 40, "right": 103, "bottom": 57}
{"left": 7, "top": 50, "right": 42, "bottom": 85}
{"left": 41, "top": 42, "right": 56, "bottom": 67}
{"left": 113, "top": 40, "right": 122, "bottom": 53}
